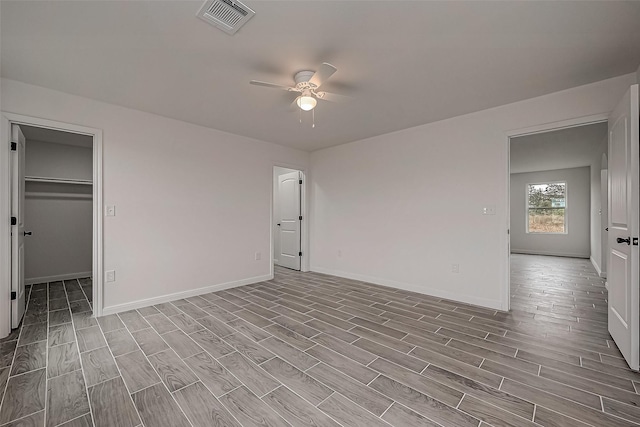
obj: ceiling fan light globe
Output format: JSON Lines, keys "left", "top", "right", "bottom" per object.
{"left": 296, "top": 96, "right": 317, "bottom": 111}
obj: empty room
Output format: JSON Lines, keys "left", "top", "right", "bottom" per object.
{"left": 1, "top": 1, "right": 640, "bottom": 426}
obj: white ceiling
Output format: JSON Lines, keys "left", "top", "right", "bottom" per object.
{"left": 510, "top": 122, "right": 608, "bottom": 174}
{"left": 2, "top": 1, "right": 639, "bottom": 152}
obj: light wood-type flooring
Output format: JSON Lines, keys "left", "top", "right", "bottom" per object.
{"left": 0, "top": 254, "right": 638, "bottom": 426}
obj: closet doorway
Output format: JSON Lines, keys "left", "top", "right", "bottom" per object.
{"left": 21, "top": 125, "right": 93, "bottom": 326}
{"left": 1, "top": 113, "right": 103, "bottom": 339}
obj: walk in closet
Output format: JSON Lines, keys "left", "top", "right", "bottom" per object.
{"left": 22, "top": 126, "right": 93, "bottom": 284}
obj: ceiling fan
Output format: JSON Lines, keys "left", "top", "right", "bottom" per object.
{"left": 250, "top": 63, "right": 348, "bottom": 112}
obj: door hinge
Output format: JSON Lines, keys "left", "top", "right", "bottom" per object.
{"left": 299, "top": 216, "right": 302, "bottom": 221}
{"left": 633, "top": 237, "right": 639, "bottom": 246}
{"left": 11, "top": 217, "right": 16, "bottom": 226}
{"left": 10, "top": 142, "right": 17, "bottom": 151}
{"left": 299, "top": 179, "right": 302, "bottom": 185}
{"left": 10, "top": 292, "right": 16, "bottom": 301}
{"left": 298, "top": 252, "right": 302, "bottom": 257}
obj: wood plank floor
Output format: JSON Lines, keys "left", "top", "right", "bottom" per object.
{"left": 1, "top": 255, "right": 639, "bottom": 426}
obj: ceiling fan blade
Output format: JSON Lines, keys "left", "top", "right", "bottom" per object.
{"left": 249, "top": 80, "right": 297, "bottom": 91}
{"left": 309, "top": 63, "right": 337, "bottom": 88}
{"left": 315, "top": 91, "right": 351, "bottom": 103}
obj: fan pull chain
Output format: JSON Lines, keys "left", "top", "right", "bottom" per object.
{"left": 312, "top": 109, "right": 315, "bottom": 128}
{"left": 299, "top": 107, "right": 302, "bottom": 124}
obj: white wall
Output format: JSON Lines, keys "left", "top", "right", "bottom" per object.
{"left": 273, "top": 166, "right": 298, "bottom": 265}
{"left": 25, "top": 140, "right": 93, "bottom": 282}
{"left": 310, "top": 73, "right": 636, "bottom": 311}
{"left": 1, "top": 78, "right": 309, "bottom": 313}
{"left": 25, "top": 190, "right": 92, "bottom": 282}
{"left": 510, "top": 167, "right": 590, "bottom": 258}
{"left": 509, "top": 123, "right": 607, "bottom": 174}
{"left": 26, "top": 139, "right": 92, "bottom": 180}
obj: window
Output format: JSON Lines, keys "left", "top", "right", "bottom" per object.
{"left": 527, "top": 182, "right": 566, "bottom": 233}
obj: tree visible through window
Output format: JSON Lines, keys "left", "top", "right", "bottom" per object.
{"left": 527, "top": 182, "right": 566, "bottom": 233}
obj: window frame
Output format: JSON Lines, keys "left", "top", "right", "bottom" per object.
{"left": 525, "top": 180, "right": 568, "bottom": 235}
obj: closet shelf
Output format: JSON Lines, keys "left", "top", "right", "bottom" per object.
{"left": 25, "top": 176, "right": 92, "bottom": 185}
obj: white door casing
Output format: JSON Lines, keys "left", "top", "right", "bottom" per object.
{"left": 277, "top": 171, "right": 301, "bottom": 270}
{"left": 601, "top": 169, "right": 608, "bottom": 276}
{"left": 607, "top": 84, "right": 639, "bottom": 371}
{"left": 1, "top": 113, "right": 103, "bottom": 336}
{"left": 11, "top": 124, "right": 26, "bottom": 328}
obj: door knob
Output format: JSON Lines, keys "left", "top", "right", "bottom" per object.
{"left": 617, "top": 237, "right": 631, "bottom": 245}
{"left": 277, "top": 223, "right": 281, "bottom": 226}
{"left": 605, "top": 227, "right": 609, "bottom": 231}
{"left": 23, "top": 231, "right": 32, "bottom": 236}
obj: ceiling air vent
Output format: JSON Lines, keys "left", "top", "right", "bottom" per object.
{"left": 197, "top": 0, "right": 255, "bottom": 35}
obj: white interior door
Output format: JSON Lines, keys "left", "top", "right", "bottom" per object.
{"left": 277, "top": 171, "right": 301, "bottom": 270}
{"left": 11, "top": 124, "right": 26, "bottom": 328}
{"left": 607, "top": 84, "right": 639, "bottom": 371}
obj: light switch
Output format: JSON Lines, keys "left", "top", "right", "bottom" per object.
{"left": 106, "top": 205, "right": 116, "bottom": 217}
{"left": 482, "top": 205, "right": 496, "bottom": 215}
{"left": 105, "top": 270, "right": 115, "bottom": 282}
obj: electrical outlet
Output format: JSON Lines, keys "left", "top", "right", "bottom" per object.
{"left": 105, "top": 270, "right": 116, "bottom": 282}
{"left": 452, "top": 264, "right": 459, "bottom": 273}
{"left": 254, "top": 252, "right": 261, "bottom": 261}
{"left": 106, "top": 205, "right": 116, "bottom": 217}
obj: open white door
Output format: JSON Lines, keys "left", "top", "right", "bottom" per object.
{"left": 11, "top": 124, "right": 26, "bottom": 328}
{"left": 608, "top": 84, "right": 639, "bottom": 371}
{"left": 277, "top": 171, "right": 301, "bottom": 270}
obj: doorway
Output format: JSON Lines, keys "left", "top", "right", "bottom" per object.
{"left": 507, "top": 120, "right": 609, "bottom": 306}
{"left": 1, "top": 113, "right": 103, "bottom": 339}
{"left": 506, "top": 86, "right": 639, "bottom": 370}
{"left": 273, "top": 166, "right": 304, "bottom": 271}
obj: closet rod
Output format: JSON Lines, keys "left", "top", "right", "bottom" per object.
{"left": 26, "top": 192, "right": 92, "bottom": 200}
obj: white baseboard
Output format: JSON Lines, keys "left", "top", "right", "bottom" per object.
{"left": 26, "top": 271, "right": 92, "bottom": 285}
{"left": 590, "top": 257, "right": 602, "bottom": 276}
{"left": 101, "top": 273, "right": 273, "bottom": 316}
{"left": 310, "top": 266, "right": 503, "bottom": 311}
{"left": 511, "top": 249, "right": 590, "bottom": 259}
